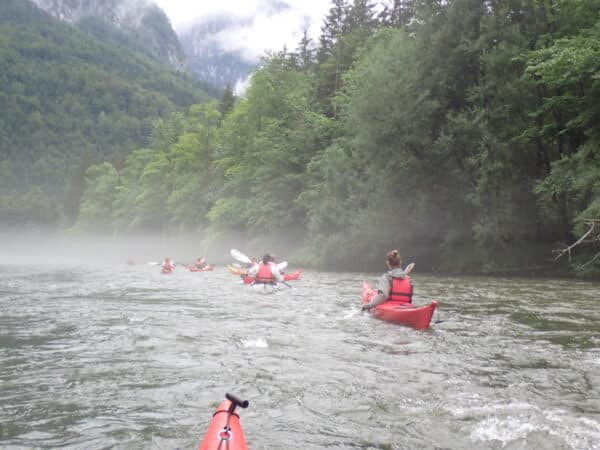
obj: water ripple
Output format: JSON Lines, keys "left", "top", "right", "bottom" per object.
{"left": 0, "top": 267, "right": 598, "bottom": 449}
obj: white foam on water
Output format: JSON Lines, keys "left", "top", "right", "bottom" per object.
{"left": 240, "top": 337, "right": 268, "bottom": 348}
{"left": 470, "top": 415, "right": 538, "bottom": 444}
{"left": 450, "top": 400, "right": 536, "bottom": 418}
{"left": 467, "top": 405, "right": 600, "bottom": 449}
{"left": 127, "top": 316, "right": 147, "bottom": 323}
{"left": 545, "top": 411, "right": 600, "bottom": 449}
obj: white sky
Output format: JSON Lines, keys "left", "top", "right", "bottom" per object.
{"left": 153, "top": 0, "right": 331, "bottom": 62}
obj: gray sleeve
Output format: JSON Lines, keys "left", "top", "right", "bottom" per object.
{"left": 376, "top": 274, "right": 392, "bottom": 298}
{"left": 363, "top": 275, "right": 391, "bottom": 310}
{"left": 248, "top": 265, "right": 258, "bottom": 277}
{"left": 364, "top": 292, "right": 387, "bottom": 309}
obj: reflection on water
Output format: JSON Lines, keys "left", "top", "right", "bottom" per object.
{"left": 0, "top": 265, "right": 599, "bottom": 449}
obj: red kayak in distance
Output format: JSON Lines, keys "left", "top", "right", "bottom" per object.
{"left": 199, "top": 394, "right": 249, "bottom": 450}
{"left": 241, "top": 269, "right": 302, "bottom": 284}
{"left": 361, "top": 281, "right": 437, "bottom": 330}
{"left": 189, "top": 264, "right": 214, "bottom": 272}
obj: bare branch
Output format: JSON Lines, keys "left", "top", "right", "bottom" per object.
{"left": 553, "top": 220, "right": 596, "bottom": 261}
{"left": 579, "top": 251, "right": 600, "bottom": 269}
{"left": 552, "top": 219, "right": 600, "bottom": 270}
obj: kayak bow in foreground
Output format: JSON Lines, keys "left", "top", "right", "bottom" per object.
{"left": 199, "top": 393, "right": 249, "bottom": 450}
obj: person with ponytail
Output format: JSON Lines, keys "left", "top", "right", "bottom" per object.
{"left": 247, "top": 253, "right": 284, "bottom": 285}
{"left": 361, "top": 250, "right": 413, "bottom": 311}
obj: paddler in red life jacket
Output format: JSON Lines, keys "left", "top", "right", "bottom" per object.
{"left": 361, "top": 249, "right": 413, "bottom": 311}
{"left": 247, "top": 253, "right": 284, "bottom": 285}
{"left": 161, "top": 257, "right": 175, "bottom": 273}
{"left": 193, "top": 257, "right": 207, "bottom": 270}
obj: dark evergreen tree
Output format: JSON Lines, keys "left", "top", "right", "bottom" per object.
{"left": 317, "top": 0, "right": 349, "bottom": 64}
{"left": 218, "top": 84, "right": 236, "bottom": 117}
{"left": 295, "top": 29, "right": 316, "bottom": 70}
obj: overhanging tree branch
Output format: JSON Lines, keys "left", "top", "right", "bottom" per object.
{"left": 554, "top": 219, "right": 600, "bottom": 265}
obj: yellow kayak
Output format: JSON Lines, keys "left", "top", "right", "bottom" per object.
{"left": 228, "top": 265, "right": 247, "bottom": 276}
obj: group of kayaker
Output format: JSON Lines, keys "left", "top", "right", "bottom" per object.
{"left": 158, "top": 256, "right": 213, "bottom": 274}
{"left": 155, "top": 247, "right": 413, "bottom": 311}
{"left": 199, "top": 250, "right": 421, "bottom": 449}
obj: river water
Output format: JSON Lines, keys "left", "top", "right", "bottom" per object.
{"left": 1, "top": 264, "right": 599, "bottom": 449}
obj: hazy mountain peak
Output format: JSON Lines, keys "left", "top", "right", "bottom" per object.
{"left": 179, "top": 15, "right": 256, "bottom": 92}
{"left": 30, "top": 0, "right": 187, "bottom": 71}
{"left": 30, "top": 0, "right": 148, "bottom": 24}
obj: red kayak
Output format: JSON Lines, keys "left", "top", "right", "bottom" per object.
{"left": 241, "top": 269, "right": 302, "bottom": 284}
{"left": 199, "top": 394, "right": 249, "bottom": 450}
{"left": 362, "top": 281, "right": 437, "bottom": 330}
{"left": 189, "top": 264, "right": 214, "bottom": 272}
{"left": 283, "top": 269, "right": 302, "bottom": 281}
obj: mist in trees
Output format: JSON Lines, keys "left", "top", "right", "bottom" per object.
{"left": 4, "top": 0, "right": 600, "bottom": 276}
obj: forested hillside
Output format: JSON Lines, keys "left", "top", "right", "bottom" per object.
{"left": 31, "top": 0, "right": 188, "bottom": 71}
{"left": 0, "top": 0, "right": 211, "bottom": 227}
{"left": 4, "top": 0, "right": 600, "bottom": 276}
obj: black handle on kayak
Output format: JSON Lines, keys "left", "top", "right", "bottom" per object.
{"left": 225, "top": 393, "right": 249, "bottom": 412}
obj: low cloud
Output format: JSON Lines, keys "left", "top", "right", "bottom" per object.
{"left": 154, "top": 0, "right": 329, "bottom": 63}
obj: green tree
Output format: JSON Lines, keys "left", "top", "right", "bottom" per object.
{"left": 77, "top": 162, "right": 120, "bottom": 230}
{"left": 218, "top": 84, "right": 236, "bottom": 117}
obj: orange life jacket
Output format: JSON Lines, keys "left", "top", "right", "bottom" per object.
{"left": 388, "top": 276, "right": 413, "bottom": 303}
{"left": 255, "top": 263, "right": 275, "bottom": 283}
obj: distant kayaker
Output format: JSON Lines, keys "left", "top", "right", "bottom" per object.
{"left": 193, "top": 257, "right": 208, "bottom": 270}
{"left": 248, "top": 253, "right": 283, "bottom": 285}
{"left": 161, "top": 257, "right": 175, "bottom": 273}
{"left": 246, "top": 256, "right": 258, "bottom": 270}
{"left": 361, "top": 250, "right": 413, "bottom": 311}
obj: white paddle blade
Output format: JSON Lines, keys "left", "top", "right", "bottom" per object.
{"left": 230, "top": 249, "right": 252, "bottom": 264}
{"left": 277, "top": 261, "right": 288, "bottom": 271}
{"left": 405, "top": 262, "right": 415, "bottom": 274}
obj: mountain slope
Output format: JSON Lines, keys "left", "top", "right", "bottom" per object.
{"left": 0, "top": 0, "right": 212, "bottom": 227}
{"left": 30, "top": 0, "right": 187, "bottom": 71}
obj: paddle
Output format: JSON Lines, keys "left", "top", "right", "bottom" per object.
{"left": 231, "top": 248, "right": 252, "bottom": 265}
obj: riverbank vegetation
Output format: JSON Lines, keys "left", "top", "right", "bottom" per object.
{"left": 2, "top": 0, "right": 599, "bottom": 276}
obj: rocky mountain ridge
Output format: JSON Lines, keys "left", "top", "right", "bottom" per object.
{"left": 29, "top": 0, "right": 187, "bottom": 71}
